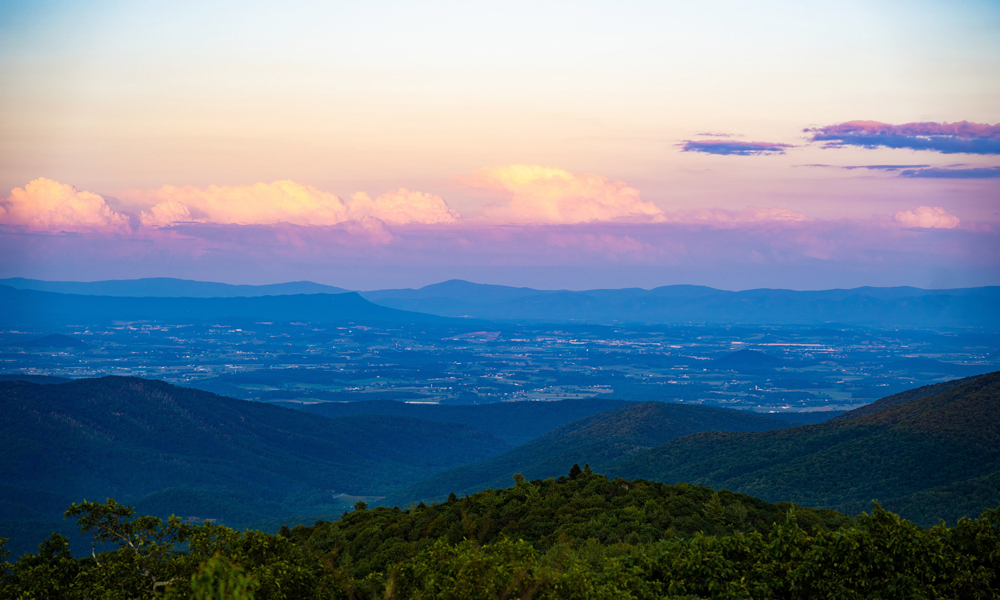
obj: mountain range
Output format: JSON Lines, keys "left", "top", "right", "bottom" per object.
{"left": 363, "top": 280, "right": 1000, "bottom": 327}
{"left": 0, "top": 277, "right": 348, "bottom": 297}
{"left": 2, "top": 370, "right": 998, "bottom": 556}
{"left": 3, "top": 276, "right": 996, "bottom": 326}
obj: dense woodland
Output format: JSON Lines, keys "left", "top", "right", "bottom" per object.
{"left": 609, "top": 372, "right": 1000, "bottom": 526}
{"left": 2, "top": 371, "right": 999, "bottom": 597}
{"left": 2, "top": 471, "right": 998, "bottom": 599}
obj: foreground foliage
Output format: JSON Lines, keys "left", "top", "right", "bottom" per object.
{"left": 1, "top": 471, "right": 998, "bottom": 599}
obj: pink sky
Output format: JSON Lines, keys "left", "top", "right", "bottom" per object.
{"left": 0, "top": 1, "right": 997, "bottom": 289}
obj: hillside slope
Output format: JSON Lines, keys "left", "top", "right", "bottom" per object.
{"left": 384, "top": 401, "right": 791, "bottom": 506}
{"left": 295, "top": 398, "right": 629, "bottom": 446}
{"left": 608, "top": 372, "right": 1000, "bottom": 525}
{"left": 0, "top": 377, "right": 510, "bottom": 528}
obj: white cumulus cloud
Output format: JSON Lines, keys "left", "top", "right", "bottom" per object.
{"left": 894, "top": 206, "right": 960, "bottom": 229}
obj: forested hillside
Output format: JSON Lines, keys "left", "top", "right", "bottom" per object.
{"left": 384, "top": 401, "right": 790, "bottom": 506}
{"left": 295, "top": 397, "right": 630, "bottom": 446}
{"left": 0, "top": 377, "right": 509, "bottom": 555}
{"left": 609, "top": 371, "right": 1000, "bottom": 525}
{"left": 2, "top": 474, "right": 998, "bottom": 599}
{"left": 297, "top": 470, "right": 851, "bottom": 581}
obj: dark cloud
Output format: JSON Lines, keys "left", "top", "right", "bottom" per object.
{"left": 899, "top": 166, "right": 1000, "bottom": 179}
{"left": 806, "top": 120, "right": 1000, "bottom": 155}
{"left": 796, "top": 164, "right": 929, "bottom": 171}
{"left": 842, "top": 164, "right": 930, "bottom": 171}
{"left": 681, "top": 140, "right": 793, "bottom": 156}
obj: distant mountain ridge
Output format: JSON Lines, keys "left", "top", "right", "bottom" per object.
{"left": 607, "top": 371, "right": 1000, "bottom": 526}
{"left": 0, "top": 277, "right": 348, "bottom": 297}
{"left": 363, "top": 280, "right": 1000, "bottom": 327}
{"left": 0, "top": 285, "right": 445, "bottom": 326}
{"left": 2, "top": 277, "right": 995, "bottom": 326}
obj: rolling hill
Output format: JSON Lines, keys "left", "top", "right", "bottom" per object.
{"left": 0, "top": 376, "right": 511, "bottom": 554}
{"left": 608, "top": 372, "right": 1000, "bottom": 525}
{"left": 4, "top": 333, "right": 89, "bottom": 349}
{"left": 382, "top": 401, "right": 791, "bottom": 506}
{"left": 293, "top": 397, "right": 630, "bottom": 446}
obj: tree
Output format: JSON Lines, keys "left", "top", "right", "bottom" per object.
{"left": 66, "top": 498, "right": 191, "bottom": 594}
{"left": 180, "top": 554, "right": 257, "bottom": 600}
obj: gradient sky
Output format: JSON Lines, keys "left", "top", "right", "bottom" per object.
{"left": 1, "top": 0, "right": 998, "bottom": 289}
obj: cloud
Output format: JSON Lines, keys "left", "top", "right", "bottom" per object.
{"left": 680, "top": 140, "right": 793, "bottom": 156}
{"left": 671, "top": 206, "right": 808, "bottom": 225}
{"left": 133, "top": 180, "right": 350, "bottom": 227}
{"left": 131, "top": 181, "right": 459, "bottom": 228}
{"left": 797, "top": 163, "right": 932, "bottom": 171}
{"left": 807, "top": 120, "right": 1000, "bottom": 155}
{"left": 140, "top": 200, "right": 194, "bottom": 227}
{"left": 348, "top": 188, "right": 459, "bottom": 225}
{"left": 546, "top": 232, "right": 653, "bottom": 256}
{"left": 894, "top": 206, "right": 960, "bottom": 229}
{"left": 464, "top": 165, "right": 666, "bottom": 224}
{"left": 0, "top": 178, "right": 130, "bottom": 233}
{"left": 842, "top": 164, "right": 931, "bottom": 171}
{"left": 899, "top": 166, "right": 1000, "bottom": 179}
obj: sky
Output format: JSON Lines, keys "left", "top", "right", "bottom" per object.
{"left": 0, "top": 0, "right": 998, "bottom": 290}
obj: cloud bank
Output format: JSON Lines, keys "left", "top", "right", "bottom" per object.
{"left": 2, "top": 173, "right": 993, "bottom": 289}
{"left": 671, "top": 206, "right": 808, "bottom": 225}
{"left": 894, "top": 206, "right": 961, "bottom": 229}
{"left": 680, "top": 140, "right": 793, "bottom": 156}
{"left": 807, "top": 120, "right": 1000, "bottom": 155}
{"left": 0, "top": 178, "right": 130, "bottom": 233}
{"left": 135, "top": 181, "right": 459, "bottom": 228}
{"left": 899, "top": 166, "right": 1000, "bottom": 179}
{"left": 465, "top": 165, "right": 666, "bottom": 224}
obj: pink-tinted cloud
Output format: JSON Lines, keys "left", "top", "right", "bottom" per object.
{"left": 680, "top": 140, "right": 793, "bottom": 156}
{"left": 545, "top": 232, "right": 655, "bottom": 257}
{"left": 132, "top": 181, "right": 459, "bottom": 228}
{"left": 0, "top": 178, "right": 130, "bottom": 233}
{"left": 6, "top": 216, "right": 995, "bottom": 290}
{"left": 140, "top": 200, "right": 194, "bottom": 227}
{"left": 894, "top": 206, "right": 961, "bottom": 229}
{"left": 133, "top": 180, "right": 350, "bottom": 226}
{"left": 465, "top": 165, "right": 666, "bottom": 224}
{"left": 899, "top": 166, "right": 1000, "bottom": 179}
{"left": 348, "top": 188, "right": 459, "bottom": 225}
{"left": 670, "top": 206, "right": 808, "bottom": 226}
{"left": 807, "top": 120, "right": 1000, "bottom": 154}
